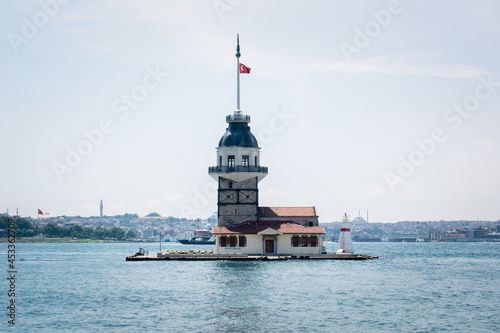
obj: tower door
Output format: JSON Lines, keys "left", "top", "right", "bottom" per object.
{"left": 265, "top": 239, "right": 274, "bottom": 254}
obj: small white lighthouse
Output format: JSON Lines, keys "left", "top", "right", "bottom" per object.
{"left": 337, "top": 213, "right": 354, "bottom": 254}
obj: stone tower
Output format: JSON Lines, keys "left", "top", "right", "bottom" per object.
{"left": 208, "top": 35, "right": 267, "bottom": 227}
{"left": 209, "top": 111, "right": 268, "bottom": 227}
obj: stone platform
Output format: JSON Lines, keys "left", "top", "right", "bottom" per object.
{"left": 126, "top": 250, "right": 378, "bottom": 261}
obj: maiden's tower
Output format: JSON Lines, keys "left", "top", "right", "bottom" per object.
{"left": 126, "top": 36, "right": 378, "bottom": 261}
{"left": 210, "top": 36, "right": 326, "bottom": 256}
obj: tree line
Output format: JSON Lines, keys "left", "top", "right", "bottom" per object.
{"left": 0, "top": 217, "right": 135, "bottom": 240}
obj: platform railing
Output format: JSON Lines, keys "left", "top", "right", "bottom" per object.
{"left": 226, "top": 114, "right": 250, "bottom": 122}
{"left": 208, "top": 165, "right": 268, "bottom": 174}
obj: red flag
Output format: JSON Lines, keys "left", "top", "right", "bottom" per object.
{"left": 38, "top": 209, "right": 44, "bottom": 215}
{"left": 239, "top": 63, "right": 251, "bottom": 74}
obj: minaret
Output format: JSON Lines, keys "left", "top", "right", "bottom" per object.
{"left": 208, "top": 35, "right": 268, "bottom": 227}
{"left": 100, "top": 199, "right": 103, "bottom": 219}
{"left": 337, "top": 213, "right": 354, "bottom": 254}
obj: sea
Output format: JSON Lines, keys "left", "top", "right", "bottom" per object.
{"left": 1, "top": 241, "right": 499, "bottom": 332}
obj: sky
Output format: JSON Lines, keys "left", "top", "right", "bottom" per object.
{"left": 1, "top": 0, "right": 499, "bottom": 222}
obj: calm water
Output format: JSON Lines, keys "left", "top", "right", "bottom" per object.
{"left": 1, "top": 241, "right": 499, "bottom": 332}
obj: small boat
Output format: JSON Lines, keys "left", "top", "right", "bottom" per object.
{"left": 177, "top": 227, "right": 215, "bottom": 245}
{"left": 178, "top": 237, "right": 215, "bottom": 245}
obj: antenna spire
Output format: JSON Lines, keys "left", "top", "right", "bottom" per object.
{"left": 236, "top": 34, "right": 241, "bottom": 58}
{"left": 236, "top": 34, "right": 241, "bottom": 112}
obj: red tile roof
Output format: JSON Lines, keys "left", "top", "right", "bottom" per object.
{"left": 258, "top": 206, "right": 317, "bottom": 217}
{"left": 213, "top": 221, "right": 325, "bottom": 235}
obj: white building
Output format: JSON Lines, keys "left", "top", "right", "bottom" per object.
{"left": 214, "top": 222, "right": 325, "bottom": 255}
{"left": 141, "top": 228, "right": 156, "bottom": 239}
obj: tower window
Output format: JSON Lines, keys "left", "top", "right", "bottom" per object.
{"left": 219, "top": 156, "right": 222, "bottom": 166}
{"left": 255, "top": 156, "right": 258, "bottom": 166}
{"left": 229, "top": 182, "right": 233, "bottom": 189}
{"left": 228, "top": 155, "right": 235, "bottom": 168}
{"left": 242, "top": 155, "right": 249, "bottom": 167}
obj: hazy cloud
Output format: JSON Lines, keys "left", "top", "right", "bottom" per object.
{"left": 311, "top": 53, "right": 489, "bottom": 78}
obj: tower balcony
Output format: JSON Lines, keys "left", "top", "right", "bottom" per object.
{"left": 209, "top": 165, "right": 268, "bottom": 173}
{"left": 209, "top": 165, "right": 268, "bottom": 182}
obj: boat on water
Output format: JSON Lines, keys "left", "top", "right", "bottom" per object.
{"left": 177, "top": 229, "right": 215, "bottom": 245}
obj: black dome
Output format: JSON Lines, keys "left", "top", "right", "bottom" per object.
{"left": 218, "top": 122, "right": 258, "bottom": 148}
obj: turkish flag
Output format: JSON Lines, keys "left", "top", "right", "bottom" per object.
{"left": 38, "top": 209, "right": 44, "bottom": 215}
{"left": 240, "top": 63, "right": 251, "bottom": 74}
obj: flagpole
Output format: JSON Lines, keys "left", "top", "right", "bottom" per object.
{"left": 236, "top": 34, "right": 241, "bottom": 112}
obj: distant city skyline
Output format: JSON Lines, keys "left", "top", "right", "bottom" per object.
{"left": 6, "top": 202, "right": 499, "bottom": 224}
{"left": 1, "top": 1, "right": 499, "bottom": 222}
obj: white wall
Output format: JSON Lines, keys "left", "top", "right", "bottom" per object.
{"left": 214, "top": 234, "right": 261, "bottom": 254}
{"left": 217, "top": 147, "right": 260, "bottom": 167}
{"left": 277, "top": 234, "right": 323, "bottom": 255}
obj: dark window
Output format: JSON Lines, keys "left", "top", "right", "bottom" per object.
{"left": 311, "top": 236, "right": 317, "bottom": 247}
{"left": 242, "top": 155, "right": 249, "bottom": 167}
{"left": 230, "top": 236, "right": 236, "bottom": 247}
{"left": 220, "top": 236, "right": 227, "bottom": 247}
{"left": 255, "top": 156, "right": 258, "bottom": 166}
{"left": 292, "top": 235, "right": 299, "bottom": 247}
{"left": 302, "top": 236, "right": 308, "bottom": 247}
{"left": 228, "top": 156, "right": 235, "bottom": 168}
{"left": 308, "top": 221, "right": 313, "bottom": 226}
{"left": 219, "top": 156, "right": 222, "bottom": 166}
{"left": 229, "top": 182, "right": 233, "bottom": 189}
{"left": 238, "top": 236, "right": 246, "bottom": 247}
